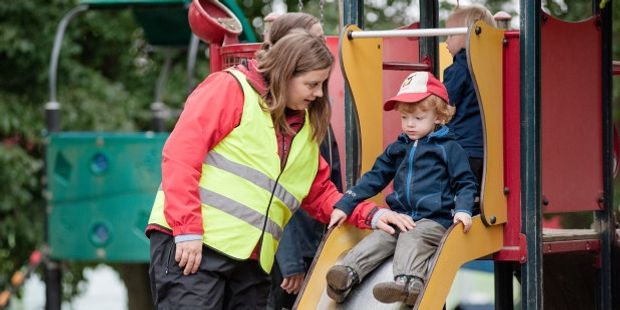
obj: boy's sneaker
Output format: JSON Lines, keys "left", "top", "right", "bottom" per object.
{"left": 325, "top": 265, "right": 359, "bottom": 303}
{"left": 373, "top": 276, "right": 424, "bottom": 306}
{"left": 404, "top": 278, "right": 423, "bottom": 306}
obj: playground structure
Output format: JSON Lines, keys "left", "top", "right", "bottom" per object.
{"left": 298, "top": 1, "right": 616, "bottom": 309}
{"left": 195, "top": 1, "right": 618, "bottom": 308}
{"left": 296, "top": 14, "right": 616, "bottom": 308}
{"left": 18, "top": 0, "right": 617, "bottom": 309}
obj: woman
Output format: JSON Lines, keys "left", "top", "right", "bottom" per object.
{"left": 146, "top": 30, "right": 414, "bottom": 309}
{"left": 261, "top": 12, "right": 339, "bottom": 310}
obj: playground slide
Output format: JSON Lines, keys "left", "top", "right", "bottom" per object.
{"left": 295, "top": 217, "right": 502, "bottom": 309}
{"left": 295, "top": 22, "right": 507, "bottom": 309}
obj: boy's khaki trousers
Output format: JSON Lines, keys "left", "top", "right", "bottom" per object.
{"left": 339, "top": 218, "right": 447, "bottom": 281}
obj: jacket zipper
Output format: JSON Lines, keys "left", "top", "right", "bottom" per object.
{"left": 164, "top": 241, "right": 175, "bottom": 275}
{"left": 281, "top": 135, "right": 288, "bottom": 169}
{"left": 405, "top": 140, "right": 418, "bottom": 207}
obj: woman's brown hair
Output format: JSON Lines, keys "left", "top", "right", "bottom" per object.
{"left": 256, "top": 12, "right": 320, "bottom": 61}
{"left": 257, "top": 30, "right": 333, "bottom": 143}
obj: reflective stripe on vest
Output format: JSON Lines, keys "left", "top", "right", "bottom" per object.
{"left": 148, "top": 69, "right": 319, "bottom": 273}
{"left": 199, "top": 187, "right": 283, "bottom": 240}
{"left": 204, "top": 152, "right": 301, "bottom": 214}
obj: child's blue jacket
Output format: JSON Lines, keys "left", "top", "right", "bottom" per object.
{"left": 335, "top": 126, "right": 477, "bottom": 228}
{"left": 444, "top": 48, "right": 484, "bottom": 159}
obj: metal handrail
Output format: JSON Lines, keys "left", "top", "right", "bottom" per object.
{"left": 347, "top": 27, "right": 468, "bottom": 39}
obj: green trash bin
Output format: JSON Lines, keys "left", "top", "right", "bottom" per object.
{"left": 46, "top": 132, "right": 168, "bottom": 262}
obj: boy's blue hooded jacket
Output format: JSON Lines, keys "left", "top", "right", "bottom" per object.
{"left": 335, "top": 126, "right": 477, "bottom": 228}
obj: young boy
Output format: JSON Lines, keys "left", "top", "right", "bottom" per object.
{"left": 444, "top": 4, "right": 496, "bottom": 185}
{"left": 325, "top": 72, "right": 477, "bottom": 306}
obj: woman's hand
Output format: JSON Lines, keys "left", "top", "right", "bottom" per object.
{"left": 453, "top": 212, "right": 472, "bottom": 233}
{"left": 281, "top": 273, "right": 305, "bottom": 294}
{"left": 175, "top": 240, "right": 203, "bottom": 275}
{"left": 328, "top": 208, "right": 348, "bottom": 229}
{"left": 375, "top": 210, "right": 416, "bottom": 234}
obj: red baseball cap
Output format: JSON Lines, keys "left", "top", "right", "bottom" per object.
{"left": 383, "top": 71, "right": 450, "bottom": 111}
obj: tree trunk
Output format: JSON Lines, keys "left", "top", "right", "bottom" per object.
{"left": 113, "top": 263, "right": 152, "bottom": 310}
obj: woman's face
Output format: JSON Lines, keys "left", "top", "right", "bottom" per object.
{"left": 286, "top": 68, "right": 331, "bottom": 111}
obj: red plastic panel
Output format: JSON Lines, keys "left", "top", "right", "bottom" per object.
{"left": 326, "top": 36, "right": 347, "bottom": 184}
{"left": 541, "top": 14, "right": 603, "bottom": 213}
{"left": 495, "top": 32, "right": 522, "bottom": 261}
{"left": 382, "top": 23, "right": 421, "bottom": 150}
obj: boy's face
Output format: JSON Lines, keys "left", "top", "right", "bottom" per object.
{"left": 445, "top": 18, "right": 467, "bottom": 57}
{"left": 397, "top": 103, "right": 440, "bottom": 141}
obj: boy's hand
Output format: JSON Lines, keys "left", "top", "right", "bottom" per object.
{"left": 281, "top": 273, "right": 305, "bottom": 294}
{"left": 328, "top": 208, "right": 348, "bottom": 229}
{"left": 454, "top": 212, "right": 472, "bottom": 233}
{"left": 376, "top": 210, "right": 415, "bottom": 234}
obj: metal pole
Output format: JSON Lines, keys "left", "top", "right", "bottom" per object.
{"left": 347, "top": 27, "right": 467, "bottom": 39}
{"left": 48, "top": 5, "right": 88, "bottom": 105}
{"left": 47, "top": 4, "right": 89, "bottom": 132}
{"left": 186, "top": 34, "right": 200, "bottom": 94}
{"left": 494, "top": 262, "right": 514, "bottom": 310}
{"left": 337, "top": 0, "right": 344, "bottom": 34}
{"left": 151, "top": 49, "right": 174, "bottom": 132}
{"left": 594, "top": 0, "right": 615, "bottom": 309}
{"left": 520, "top": 1, "right": 542, "bottom": 309}
{"left": 342, "top": 0, "right": 362, "bottom": 28}
{"left": 45, "top": 6, "right": 88, "bottom": 310}
{"left": 419, "top": 1, "right": 439, "bottom": 76}
{"left": 342, "top": 0, "right": 363, "bottom": 188}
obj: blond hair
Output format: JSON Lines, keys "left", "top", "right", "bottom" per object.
{"left": 448, "top": 4, "right": 496, "bottom": 28}
{"left": 257, "top": 30, "right": 333, "bottom": 142}
{"left": 395, "top": 95, "right": 455, "bottom": 125}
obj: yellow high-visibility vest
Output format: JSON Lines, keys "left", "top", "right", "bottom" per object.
{"left": 149, "top": 69, "right": 319, "bottom": 273}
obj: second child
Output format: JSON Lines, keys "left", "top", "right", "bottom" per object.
{"left": 444, "top": 4, "right": 496, "bottom": 184}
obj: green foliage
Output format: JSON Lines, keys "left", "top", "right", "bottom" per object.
{"left": 0, "top": 0, "right": 205, "bottom": 301}
{"left": 0, "top": 144, "right": 44, "bottom": 278}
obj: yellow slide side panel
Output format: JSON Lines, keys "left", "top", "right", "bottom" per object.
{"left": 467, "top": 21, "right": 507, "bottom": 226}
{"left": 295, "top": 224, "right": 371, "bottom": 309}
{"left": 415, "top": 216, "right": 504, "bottom": 309}
{"left": 339, "top": 25, "right": 384, "bottom": 205}
{"left": 438, "top": 42, "right": 452, "bottom": 81}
